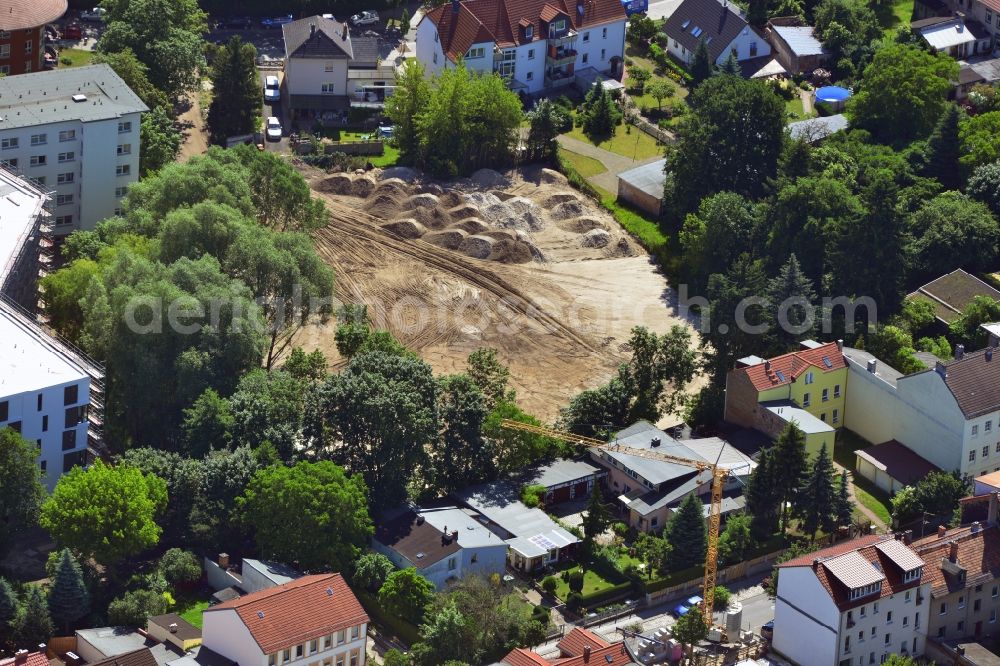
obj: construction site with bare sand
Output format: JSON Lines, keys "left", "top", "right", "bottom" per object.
{"left": 291, "top": 163, "right": 702, "bottom": 421}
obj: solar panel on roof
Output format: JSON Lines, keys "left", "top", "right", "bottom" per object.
{"left": 691, "top": 26, "right": 702, "bottom": 37}
{"left": 681, "top": 19, "right": 690, "bottom": 29}
{"left": 823, "top": 356, "right": 833, "bottom": 368}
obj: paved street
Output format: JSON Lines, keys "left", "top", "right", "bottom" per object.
{"left": 645, "top": 0, "right": 685, "bottom": 21}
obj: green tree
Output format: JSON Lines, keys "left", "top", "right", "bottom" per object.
{"left": 582, "top": 484, "right": 612, "bottom": 543}
{"left": 960, "top": 111, "right": 1000, "bottom": 175}
{"left": 282, "top": 348, "right": 329, "bottom": 382}
{"left": 181, "top": 388, "right": 233, "bottom": 457}
{"left": 0, "top": 577, "right": 16, "bottom": 644}
{"left": 379, "top": 568, "right": 435, "bottom": 624}
{"left": 352, "top": 553, "right": 395, "bottom": 593}
{"left": 813, "top": 0, "right": 880, "bottom": 70}
{"left": 525, "top": 98, "right": 562, "bottom": 161}
{"left": 233, "top": 145, "right": 330, "bottom": 232}
{"left": 748, "top": 0, "right": 770, "bottom": 25}
{"left": 925, "top": 104, "right": 963, "bottom": 190}
{"left": 835, "top": 470, "right": 853, "bottom": 527}
{"left": 334, "top": 304, "right": 373, "bottom": 360}
{"left": 702, "top": 255, "right": 771, "bottom": 382}
{"left": 386, "top": 59, "right": 432, "bottom": 165}
{"left": 679, "top": 192, "right": 760, "bottom": 291}
{"left": 849, "top": 43, "right": 958, "bottom": 145}
{"left": 188, "top": 446, "right": 262, "bottom": 552}
{"left": 767, "top": 254, "right": 818, "bottom": 349}
{"left": 158, "top": 548, "right": 201, "bottom": 585}
{"left": 968, "top": 160, "right": 1000, "bottom": 216}
{"left": 647, "top": 80, "right": 675, "bottom": 110}
{"left": 798, "top": 443, "right": 837, "bottom": 538}
{"left": 666, "top": 493, "right": 707, "bottom": 571}
{"left": 618, "top": 325, "right": 699, "bottom": 423}
{"left": 883, "top": 656, "right": 918, "bottom": 666}
{"left": 891, "top": 485, "right": 921, "bottom": 525}
{"left": 98, "top": 0, "right": 207, "bottom": 98}
{"left": 672, "top": 607, "right": 708, "bottom": 659}
{"left": 667, "top": 76, "right": 785, "bottom": 215}
{"left": 773, "top": 424, "right": 809, "bottom": 532}
{"left": 950, "top": 296, "right": 1000, "bottom": 349}
{"left": 93, "top": 49, "right": 171, "bottom": 112}
{"left": 689, "top": 38, "right": 714, "bottom": 86}
{"left": 312, "top": 352, "right": 438, "bottom": 512}
{"left": 912, "top": 471, "right": 968, "bottom": 517}
{"left": 239, "top": 461, "right": 372, "bottom": 571}
{"left": 107, "top": 589, "right": 169, "bottom": 626}
{"left": 434, "top": 374, "right": 493, "bottom": 492}
{"left": 39, "top": 258, "right": 101, "bottom": 340}
{"left": 415, "top": 602, "right": 475, "bottom": 665}
{"left": 47, "top": 549, "right": 90, "bottom": 633}
{"left": 120, "top": 448, "right": 202, "bottom": 546}
{"left": 13, "top": 585, "right": 53, "bottom": 647}
{"left": 40, "top": 462, "right": 167, "bottom": 565}
{"left": 866, "top": 325, "right": 925, "bottom": 374}
{"left": 559, "top": 377, "right": 630, "bottom": 438}
{"left": 582, "top": 83, "right": 621, "bottom": 138}
{"left": 0, "top": 428, "right": 45, "bottom": 550}
{"left": 208, "top": 36, "right": 262, "bottom": 144}
{"left": 719, "top": 51, "right": 741, "bottom": 76}
{"left": 140, "top": 106, "right": 183, "bottom": 176}
{"left": 713, "top": 585, "right": 732, "bottom": 610}
{"left": 907, "top": 192, "right": 1000, "bottom": 282}
{"left": 228, "top": 369, "right": 309, "bottom": 461}
{"left": 718, "top": 513, "right": 754, "bottom": 564}
{"left": 483, "top": 402, "right": 565, "bottom": 473}
{"left": 466, "top": 348, "right": 515, "bottom": 411}
{"left": 745, "top": 447, "right": 781, "bottom": 538}
{"left": 627, "top": 66, "right": 651, "bottom": 94}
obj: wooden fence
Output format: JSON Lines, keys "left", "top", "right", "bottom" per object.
{"left": 645, "top": 548, "right": 791, "bottom": 606}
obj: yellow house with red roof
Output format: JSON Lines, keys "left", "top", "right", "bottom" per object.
{"left": 725, "top": 340, "right": 848, "bottom": 458}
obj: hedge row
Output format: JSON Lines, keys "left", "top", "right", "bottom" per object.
{"left": 578, "top": 581, "right": 634, "bottom": 608}
{"left": 642, "top": 565, "right": 704, "bottom": 593}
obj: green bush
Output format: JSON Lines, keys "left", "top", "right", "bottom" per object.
{"left": 567, "top": 591, "right": 583, "bottom": 610}
{"left": 577, "top": 581, "right": 633, "bottom": 608}
{"left": 612, "top": 522, "right": 629, "bottom": 538}
{"left": 520, "top": 484, "right": 547, "bottom": 508}
{"left": 713, "top": 585, "right": 732, "bottom": 610}
{"left": 541, "top": 576, "right": 557, "bottom": 594}
{"left": 60, "top": 56, "right": 73, "bottom": 66}
{"left": 531, "top": 604, "right": 551, "bottom": 626}
{"left": 568, "top": 570, "right": 585, "bottom": 593}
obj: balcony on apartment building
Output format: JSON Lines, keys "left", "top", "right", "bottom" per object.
{"left": 545, "top": 63, "right": 576, "bottom": 88}
{"left": 547, "top": 27, "right": 578, "bottom": 46}
{"left": 546, "top": 44, "right": 577, "bottom": 66}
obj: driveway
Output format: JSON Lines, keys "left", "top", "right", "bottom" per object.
{"left": 556, "top": 134, "right": 663, "bottom": 194}
{"left": 645, "top": 0, "right": 685, "bottom": 21}
{"left": 259, "top": 70, "right": 289, "bottom": 152}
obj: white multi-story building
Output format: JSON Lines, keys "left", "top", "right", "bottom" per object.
{"left": 416, "top": 0, "right": 627, "bottom": 95}
{"left": 0, "top": 64, "right": 147, "bottom": 235}
{"left": 0, "top": 166, "right": 98, "bottom": 491}
{"left": 773, "top": 534, "right": 932, "bottom": 666}
{"left": 202, "top": 574, "right": 369, "bottom": 666}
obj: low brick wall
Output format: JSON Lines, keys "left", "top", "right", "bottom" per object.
{"left": 323, "top": 140, "right": 384, "bottom": 156}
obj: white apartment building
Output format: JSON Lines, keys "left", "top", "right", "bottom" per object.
{"left": 416, "top": 0, "right": 627, "bottom": 95}
{"left": 773, "top": 535, "right": 932, "bottom": 666}
{"left": 202, "top": 574, "right": 369, "bottom": 666}
{"left": 844, "top": 346, "right": 1000, "bottom": 478}
{"left": 0, "top": 64, "right": 147, "bottom": 235}
{"left": 0, "top": 166, "right": 96, "bottom": 491}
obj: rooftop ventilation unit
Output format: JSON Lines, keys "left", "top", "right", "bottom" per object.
{"left": 257, "top": 611, "right": 265, "bottom": 619}
{"left": 72, "top": 94, "right": 87, "bottom": 103}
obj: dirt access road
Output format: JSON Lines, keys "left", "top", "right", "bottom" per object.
{"left": 291, "top": 165, "right": 701, "bottom": 421}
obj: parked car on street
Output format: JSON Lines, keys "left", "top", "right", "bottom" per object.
{"left": 376, "top": 125, "right": 394, "bottom": 138}
{"left": 265, "top": 117, "right": 283, "bottom": 141}
{"left": 260, "top": 14, "right": 293, "bottom": 28}
{"left": 263, "top": 75, "right": 281, "bottom": 103}
{"left": 350, "top": 10, "right": 379, "bottom": 26}
{"left": 218, "top": 16, "right": 253, "bottom": 29}
{"left": 62, "top": 22, "right": 82, "bottom": 40}
{"left": 761, "top": 620, "right": 774, "bottom": 640}
{"left": 80, "top": 7, "right": 106, "bottom": 21}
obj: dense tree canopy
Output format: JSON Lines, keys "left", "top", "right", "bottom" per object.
{"left": 208, "top": 36, "right": 261, "bottom": 144}
{"left": 0, "top": 428, "right": 45, "bottom": 550}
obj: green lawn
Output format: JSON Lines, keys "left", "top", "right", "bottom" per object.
{"left": 835, "top": 430, "right": 894, "bottom": 525}
{"left": 552, "top": 566, "right": 624, "bottom": 599}
{"left": 567, "top": 123, "right": 665, "bottom": 161}
{"left": 875, "top": 0, "right": 915, "bottom": 33}
{"left": 58, "top": 48, "right": 95, "bottom": 68}
{"left": 785, "top": 94, "right": 815, "bottom": 122}
{"left": 176, "top": 598, "right": 209, "bottom": 629}
{"left": 311, "top": 130, "right": 399, "bottom": 167}
{"left": 560, "top": 149, "right": 608, "bottom": 177}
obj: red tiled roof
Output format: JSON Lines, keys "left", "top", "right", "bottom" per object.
{"left": 780, "top": 534, "right": 885, "bottom": 568}
{"left": 911, "top": 523, "right": 1000, "bottom": 598}
{"left": 741, "top": 342, "right": 845, "bottom": 392}
{"left": 557, "top": 627, "right": 610, "bottom": 656}
{"left": 502, "top": 648, "right": 552, "bottom": 666}
{"left": 557, "top": 644, "right": 635, "bottom": 666}
{"left": 424, "top": 0, "right": 625, "bottom": 60}
{"left": 205, "top": 574, "right": 368, "bottom": 654}
{"left": 816, "top": 541, "right": 924, "bottom": 612}
{"left": 0, "top": 653, "right": 49, "bottom": 666}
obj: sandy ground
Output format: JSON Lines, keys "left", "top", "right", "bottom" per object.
{"left": 177, "top": 89, "right": 209, "bottom": 162}
{"left": 291, "top": 164, "right": 701, "bottom": 421}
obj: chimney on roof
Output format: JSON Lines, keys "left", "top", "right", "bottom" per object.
{"left": 837, "top": 339, "right": 844, "bottom": 351}
{"left": 990, "top": 492, "right": 999, "bottom": 525}
{"left": 867, "top": 359, "right": 877, "bottom": 374}
{"left": 956, "top": 344, "right": 965, "bottom": 360}
{"left": 813, "top": 557, "right": 821, "bottom": 568}
{"left": 310, "top": 23, "right": 316, "bottom": 36}
{"left": 416, "top": 514, "right": 425, "bottom": 526}
{"left": 452, "top": 0, "right": 461, "bottom": 13}
{"left": 651, "top": 437, "right": 661, "bottom": 447}
{"left": 583, "top": 645, "right": 591, "bottom": 662}
{"left": 935, "top": 361, "right": 948, "bottom": 380}
{"left": 218, "top": 553, "right": 230, "bottom": 568}
{"left": 764, "top": 360, "right": 771, "bottom": 371}
{"left": 987, "top": 347, "right": 994, "bottom": 362}
{"left": 452, "top": 530, "right": 459, "bottom": 541}
{"left": 949, "top": 540, "right": 959, "bottom": 562}
{"left": 939, "top": 525, "right": 948, "bottom": 538}
{"left": 903, "top": 529, "right": 913, "bottom": 545}
{"left": 14, "top": 650, "right": 28, "bottom": 665}
{"left": 972, "top": 521, "right": 982, "bottom": 533}
{"left": 169, "top": 623, "right": 178, "bottom": 634}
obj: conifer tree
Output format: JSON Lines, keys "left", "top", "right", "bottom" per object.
{"left": 582, "top": 484, "right": 612, "bottom": 543}
{"left": 798, "top": 443, "right": 837, "bottom": 538}
{"left": 48, "top": 549, "right": 90, "bottom": 633}
{"left": 13, "top": 585, "right": 54, "bottom": 647}
{"left": 835, "top": 470, "right": 854, "bottom": 527}
{"left": 924, "top": 104, "right": 963, "bottom": 191}
{"left": 746, "top": 447, "right": 781, "bottom": 537}
{"left": 690, "top": 38, "right": 714, "bottom": 86}
{"left": 0, "top": 577, "right": 17, "bottom": 644}
{"left": 768, "top": 254, "right": 818, "bottom": 349}
{"left": 772, "top": 424, "right": 809, "bottom": 532}
{"left": 666, "top": 493, "right": 707, "bottom": 571}
{"left": 207, "top": 36, "right": 261, "bottom": 145}
{"left": 719, "top": 51, "right": 741, "bottom": 76}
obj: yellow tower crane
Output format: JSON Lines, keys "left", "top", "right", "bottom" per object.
{"left": 500, "top": 419, "right": 725, "bottom": 627}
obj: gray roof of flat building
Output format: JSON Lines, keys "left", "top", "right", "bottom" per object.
{"left": 772, "top": 25, "right": 828, "bottom": 56}
{"left": 0, "top": 64, "right": 148, "bottom": 131}
{"left": 418, "top": 505, "right": 508, "bottom": 549}
{"left": 617, "top": 159, "right": 667, "bottom": 200}
{"left": 453, "top": 483, "right": 579, "bottom": 546}
{"left": 519, "top": 457, "right": 605, "bottom": 489}
{"left": 241, "top": 559, "right": 301, "bottom": 586}
{"left": 843, "top": 346, "right": 904, "bottom": 387}
{"left": 760, "top": 400, "right": 834, "bottom": 434}
{"left": 165, "top": 646, "right": 235, "bottom": 666}
{"left": 76, "top": 628, "right": 185, "bottom": 666}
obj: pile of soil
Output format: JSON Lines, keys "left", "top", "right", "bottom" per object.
{"left": 382, "top": 219, "right": 427, "bottom": 239}
{"left": 459, "top": 234, "right": 495, "bottom": 259}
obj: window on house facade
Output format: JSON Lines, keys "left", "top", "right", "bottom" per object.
{"left": 1, "top": 137, "right": 16, "bottom": 150}
{"left": 526, "top": 25, "right": 533, "bottom": 39}
{"left": 465, "top": 46, "right": 485, "bottom": 58}
{"left": 116, "top": 164, "right": 131, "bottom": 176}
{"left": 886, "top": 611, "right": 892, "bottom": 624}
{"left": 23, "top": 62, "right": 31, "bottom": 73}
{"left": 324, "top": 62, "right": 335, "bottom": 71}
{"left": 938, "top": 626, "right": 946, "bottom": 637}
{"left": 941, "top": 602, "right": 948, "bottom": 614}
{"left": 118, "top": 121, "right": 132, "bottom": 133}
{"left": 600, "top": 48, "right": 606, "bottom": 60}
{"left": 958, "top": 620, "right": 965, "bottom": 632}
{"left": 833, "top": 409, "right": 840, "bottom": 423}
{"left": 973, "top": 425, "right": 980, "bottom": 437}
{"left": 29, "top": 155, "right": 46, "bottom": 167}
{"left": 115, "top": 186, "right": 128, "bottom": 198}
{"left": 883, "top": 633, "right": 890, "bottom": 646}
{"left": 295, "top": 644, "right": 303, "bottom": 658}
{"left": 335, "top": 657, "right": 344, "bottom": 666}
{"left": 985, "top": 446, "right": 990, "bottom": 458}
{"left": 823, "top": 388, "right": 829, "bottom": 401}
{"left": 117, "top": 143, "right": 131, "bottom": 155}
{"left": 821, "top": 413, "right": 827, "bottom": 422}
{"left": 603, "top": 27, "right": 607, "bottom": 38}
{"left": 959, "top": 595, "right": 965, "bottom": 608}
{"left": 528, "top": 48, "right": 535, "bottom": 58}
{"left": 835, "top": 383, "right": 842, "bottom": 397}
{"left": 282, "top": 651, "right": 290, "bottom": 663}
{"left": 58, "top": 152, "right": 75, "bottom": 162}
{"left": 992, "top": 609, "right": 998, "bottom": 623}
{"left": 803, "top": 392, "right": 811, "bottom": 406}
{"left": 30, "top": 133, "right": 46, "bottom": 145}
{"left": 351, "top": 626, "right": 360, "bottom": 640}
{"left": 0, "top": 400, "right": 7, "bottom": 421}
{"left": 0, "top": 158, "right": 16, "bottom": 169}
{"left": 64, "top": 384, "right": 78, "bottom": 405}
{"left": 433, "top": 52, "right": 438, "bottom": 64}
{"left": 0, "top": 65, "right": 9, "bottom": 75}
{"left": 337, "top": 630, "right": 346, "bottom": 644}
{"left": 269, "top": 655, "right": 276, "bottom": 666}
{"left": 582, "top": 53, "right": 588, "bottom": 63}
{"left": 57, "top": 172, "right": 74, "bottom": 184}
{"left": 971, "top": 450, "right": 977, "bottom": 462}
{"left": 805, "top": 371, "right": 814, "bottom": 384}
{"left": 56, "top": 194, "right": 73, "bottom": 206}
{"left": 54, "top": 215, "right": 73, "bottom": 226}
{"left": 59, "top": 130, "right": 76, "bottom": 142}
{"left": 526, "top": 71, "right": 533, "bottom": 80}
{"left": 61, "top": 429, "right": 76, "bottom": 451}
{"left": 25, "top": 40, "right": 31, "bottom": 54}
{"left": 40, "top": 459, "right": 46, "bottom": 472}
{"left": 0, "top": 44, "right": 9, "bottom": 58}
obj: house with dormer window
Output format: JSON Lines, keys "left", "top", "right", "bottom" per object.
{"left": 662, "top": 0, "right": 771, "bottom": 66}
{"left": 773, "top": 535, "right": 931, "bottom": 666}
{"left": 415, "top": 0, "right": 627, "bottom": 94}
